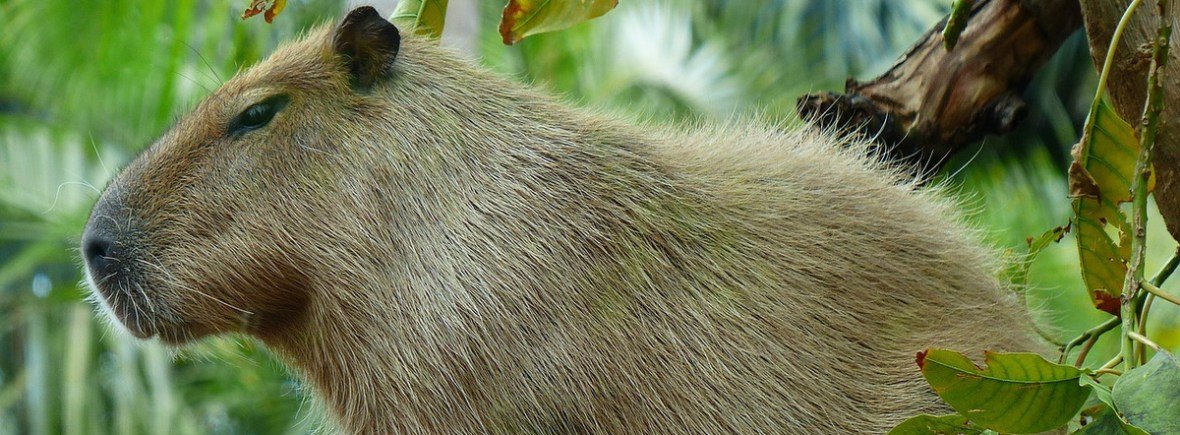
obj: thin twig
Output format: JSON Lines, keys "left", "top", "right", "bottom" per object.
{"left": 1128, "top": 331, "right": 1162, "bottom": 351}
{"left": 1093, "top": 368, "right": 1124, "bottom": 377}
{"left": 1141, "top": 281, "right": 1180, "bottom": 306}
{"left": 1061, "top": 316, "right": 1120, "bottom": 366}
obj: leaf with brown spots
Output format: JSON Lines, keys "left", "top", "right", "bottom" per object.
{"left": 242, "top": 0, "right": 286, "bottom": 23}
{"left": 1069, "top": 100, "right": 1151, "bottom": 315}
{"left": 917, "top": 349, "right": 1091, "bottom": 434}
{"left": 499, "top": 0, "right": 618, "bottom": 45}
{"left": 391, "top": 0, "right": 449, "bottom": 38}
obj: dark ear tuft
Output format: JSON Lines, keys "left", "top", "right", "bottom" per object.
{"left": 334, "top": 6, "right": 401, "bottom": 90}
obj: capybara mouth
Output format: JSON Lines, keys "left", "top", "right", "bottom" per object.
{"left": 87, "top": 270, "right": 158, "bottom": 339}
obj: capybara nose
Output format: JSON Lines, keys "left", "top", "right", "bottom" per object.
{"left": 83, "top": 233, "right": 119, "bottom": 280}
{"left": 83, "top": 191, "right": 132, "bottom": 283}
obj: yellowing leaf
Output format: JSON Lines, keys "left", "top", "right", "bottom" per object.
{"left": 917, "top": 349, "right": 1090, "bottom": 434}
{"left": 499, "top": 0, "right": 618, "bottom": 45}
{"left": 1069, "top": 100, "right": 1148, "bottom": 315}
{"left": 1005, "top": 224, "right": 1069, "bottom": 288}
{"left": 391, "top": 0, "right": 449, "bottom": 38}
{"left": 242, "top": 0, "right": 286, "bottom": 23}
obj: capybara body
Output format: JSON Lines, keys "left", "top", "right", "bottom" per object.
{"left": 82, "top": 7, "right": 1037, "bottom": 433}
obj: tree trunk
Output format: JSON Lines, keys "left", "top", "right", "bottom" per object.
{"left": 1079, "top": 0, "right": 1180, "bottom": 242}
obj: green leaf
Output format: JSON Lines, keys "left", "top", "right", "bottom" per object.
{"left": 1072, "top": 405, "right": 1149, "bottom": 435}
{"left": 391, "top": 0, "right": 449, "bottom": 38}
{"left": 918, "top": 349, "right": 1092, "bottom": 434}
{"left": 888, "top": 414, "right": 985, "bottom": 435}
{"left": 1079, "top": 375, "right": 1115, "bottom": 410}
{"left": 1069, "top": 100, "right": 1145, "bottom": 315}
{"left": 1111, "top": 350, "right": 1180, "bottom": 433}
{"left": 499, "top": 0, "right": 618, "bottom": 45}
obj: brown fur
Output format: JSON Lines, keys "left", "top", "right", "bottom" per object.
{"left": 83, "top": 8, "right": 1040, "bottom": 433}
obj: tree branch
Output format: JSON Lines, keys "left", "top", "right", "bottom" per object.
{"left": 796, "top": 0, "right": 1082, "bottom": 172}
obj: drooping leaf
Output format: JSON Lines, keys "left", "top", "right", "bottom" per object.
{"left": 888, "top": 414, "right": 985, "bottom": 435}
{"left": 499, "top": 0, "right": 618, "bottom": 45}
{"left": 1111, "top": 350, "right": 1180, "bottom": 433}
{"left": 241, "top": 0, "right": 287, "bottom": 23}
{"left": 391, "top": 0, "right": 449, "bottom": 38}
{"left": 1072, "top": 405, "right": 1150, "bottom": 435}
{"left": 917, "top": 349, "right": 1091, "bottom": 434}
{"left": 1069, "top": 100, "right": 1148, "bottom": 315}
{"left": 1078, "top": 374, "right": 1114, "bottom": 410}
{"left": 942, "top": 0, "right": 975, "bottom": 50}
{"left": 1005, "top": 224, "right": 1069, "bottom": 288}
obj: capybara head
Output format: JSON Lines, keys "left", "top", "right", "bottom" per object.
{"left": 81, "top": 7, "right": 409, "bottom": 344}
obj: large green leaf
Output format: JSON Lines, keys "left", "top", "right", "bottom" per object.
{"left": 1069, "top": 100, "right": 1144, "bottom": 315}
{"left": 498, "top": 0, "right": 618, "bottom": 45}
{"left": 1111, "top": 350, "right": 1180, "bottom": 433}
{"left": 391, "top": 0, "right": 449, "bottom": 38}
{"left": 888, "top": 414, "right": 986, "bottom": 435}
{"left": 918, "top": 349, "right": 1091, "bottom": 434}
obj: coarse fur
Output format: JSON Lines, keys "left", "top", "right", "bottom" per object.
{"left": 82, "top": 8, "right": 1040, "bottom": 434}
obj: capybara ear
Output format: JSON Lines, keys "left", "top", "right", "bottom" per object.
{"left": 333, "top": 6, "right": 401, "bottom": 90}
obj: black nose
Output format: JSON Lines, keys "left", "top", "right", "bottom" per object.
{"left": 83, "top": 190, "right": 134, "bottom": 282}
{"left": 83, "top": 233, "right": 120, "bottom": 280}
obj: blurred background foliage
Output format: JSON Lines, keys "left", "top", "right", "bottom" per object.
{"left": 1, "top": 0, "right": 1178, "bottom": 433}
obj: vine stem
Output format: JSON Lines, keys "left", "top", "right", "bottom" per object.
{"left": 1084, "top": 0, "right": 1144, "bottom": 127}
{"left": 1093, "top": 368, "right": 1124, "bottom": 377}
{"left": 1076, "top": 0, "right": 1141, "bottom": 369}
{"left": 1136, "top": 250, "right": 1180, "bottom": 362}
{"left": 1121, "top": 0, "right": 1171, "bottom": 370}
{"left": 1101, "top": 354, "right": 1124, "bottom": 371}
{"left": 1062, "top": 316, "right": 1119, "bottom": 365}
{"left": 1062, "top": 251, "right": 1180, "bottom": 366}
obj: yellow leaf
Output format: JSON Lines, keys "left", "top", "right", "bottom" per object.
{"left": 242, "top": 0, "right": 286, "bottom": 24}
{"left": 499, "top": 0, "right": 618, "bottom": 45}
{"left": 1070, "top": 100, "right": 1150, "bottom": 314}
{"left": 391, "top": 0, "right": 449, "bottom": 38}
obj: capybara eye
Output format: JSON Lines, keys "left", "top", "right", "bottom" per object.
{"left": 228, "top": 94, "right": 290, "bottom": 136}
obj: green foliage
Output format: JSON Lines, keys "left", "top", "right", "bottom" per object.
{"left": 0, "top": 0, "right": 339, "bottom": 433}
{"left": 903, "top": 1, "right": 1180, "bottom": 432}
{"left": 917, "top": 349, "right": 1091, "bottom": 433}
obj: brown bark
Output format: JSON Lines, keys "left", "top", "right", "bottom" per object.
{"left": 796, "top": 0, "right": 1081, "bottom": 172}
{"left": 1079, "top": 0, "right": 1180, "bottom": 242}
